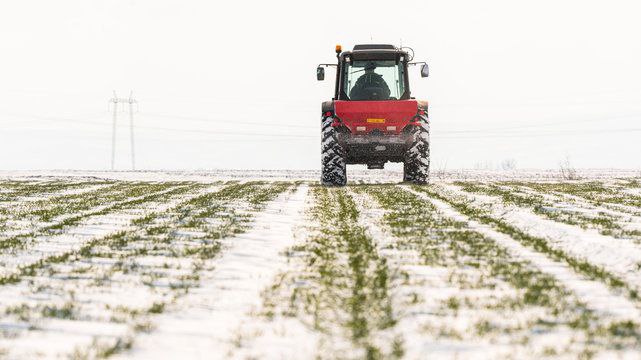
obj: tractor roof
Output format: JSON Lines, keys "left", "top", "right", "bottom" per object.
{"left": 342, "top": 44, "right": 408, "bottom": 61}
{"left": 353, "top": 44, "right": 396, "bottom": 51}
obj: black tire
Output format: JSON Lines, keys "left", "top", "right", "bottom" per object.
{"left": 321, "top": 115, "right": 347, "bottom": 186}
{"left": 403, "top": 114, "right": 430, "bottom": 184}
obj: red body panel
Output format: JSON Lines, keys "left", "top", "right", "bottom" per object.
{"left": 334, "top": 100, "right": 418, "bottom": 135}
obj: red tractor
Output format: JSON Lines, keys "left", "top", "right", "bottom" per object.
{"left": 317, "top": 44, "right": 430, "bottom": 186}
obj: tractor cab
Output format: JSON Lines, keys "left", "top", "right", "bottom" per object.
{"left": 317, "top": 44, "right": 429, "bottom": 101}
{"left": 317, "top": 44, "right": 430, "bottom": 186}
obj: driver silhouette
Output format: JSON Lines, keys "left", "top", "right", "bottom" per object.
{"left": 349, "top": 62, "right": 391, "bottom": 100}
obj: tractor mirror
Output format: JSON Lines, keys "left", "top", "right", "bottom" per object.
{"left": 317, "top": 67, "right": 325, "bottom": 81}
{"left": 420, "top": 63, "right": 429, "bottom": 78}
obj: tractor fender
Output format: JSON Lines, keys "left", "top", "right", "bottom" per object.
{"left": 416, "top": 100, "right": 429, "bottom": 119}
{"left": 321, "top": 100, "right": 335, "bottom": 114}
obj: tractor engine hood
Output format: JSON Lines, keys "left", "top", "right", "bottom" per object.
{"left": 334, "top": 100, "right": 419, "bottom": 135}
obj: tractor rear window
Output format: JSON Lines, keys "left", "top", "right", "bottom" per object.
{"left": 344, "top": 60, "right": 405, "bottom": 101}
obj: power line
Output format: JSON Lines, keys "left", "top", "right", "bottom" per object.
{"left": 1, "top": 111, "right": 317, "bottom": 138}
{"left": 6, "top": 117, "right": 641, "bottom": 141}
{"left": 139, "top": 113, "right": 317, "bottom": 129}
{"left": 433, "top": 127, "right": 641, "bottom": 139}
{"left": 2, "top": 108, "right": 641, "bottom": 139}
{"left": 435, "top": 113, "right": 641, "bottom": 134}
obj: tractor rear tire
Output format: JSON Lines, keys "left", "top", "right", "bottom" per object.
{"left": 321, "top": 116, "right": 347, "bottom": 186}
{"left": 403, "top": 117, "right": 430, "bottom": 184}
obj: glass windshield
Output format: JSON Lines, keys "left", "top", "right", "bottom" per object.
{"left": 344, "top": 60, "right": 405, "bottom": 101}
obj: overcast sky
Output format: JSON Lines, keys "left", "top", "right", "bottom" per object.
{"left": 1, "top": 0, "right": 640, "bottom": 171}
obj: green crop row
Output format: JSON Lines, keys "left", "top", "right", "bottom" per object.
{"left": 262, "top": 186, "right": 402, "bottom": 359}
{"left": 503, "top": 181, "right": 641, "bottom": 211}
{"left": 0, "top": 180, "right": 113, "bottom": 202}
{"left": 0, "top": 182, "right": 295, "bottom": 358}
{"left": 455, "top": 182, "right": 641, "bottom": 241}
{"left": 417, "top": 185, "right": 640, "bottom": 301}
{"left": 361, "top": 185, "right": 620, "bottom": 355}
{"left": 0, "top": 182, "right": 196, "bottom": 251}
{"left": 411, "top": 184, "right": 641, "bottom": 354}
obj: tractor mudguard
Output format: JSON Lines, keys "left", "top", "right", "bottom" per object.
{"left": 321, "top": 101, "right": 334, "bottom": 114}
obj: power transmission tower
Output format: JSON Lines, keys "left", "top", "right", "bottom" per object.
{"left": 108, "top": 91, "right": 138, "bottom": 170}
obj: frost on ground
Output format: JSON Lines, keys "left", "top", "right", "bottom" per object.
{"left": 1, "top": 170, "right": 641, "bottom": 359}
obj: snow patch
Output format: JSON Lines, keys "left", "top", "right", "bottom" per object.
{"left": 408, "top": 187, "right": 641, "bottom": 321}
{"left": 443, "top": 183, "right": 641, "bottom": 294}
{"left": 119, "top": 186, "right": 316, "bottom": 359}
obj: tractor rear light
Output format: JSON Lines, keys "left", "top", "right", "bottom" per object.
{"left": 324, "top": 111, "right": 332, "bottom": 117}
{"left": 418, "top": 110, "right": 426, "bottom": 116}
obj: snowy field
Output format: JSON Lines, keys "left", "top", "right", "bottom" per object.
{"left": 1, "top": 169, "right": 641, "bottom": 359}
